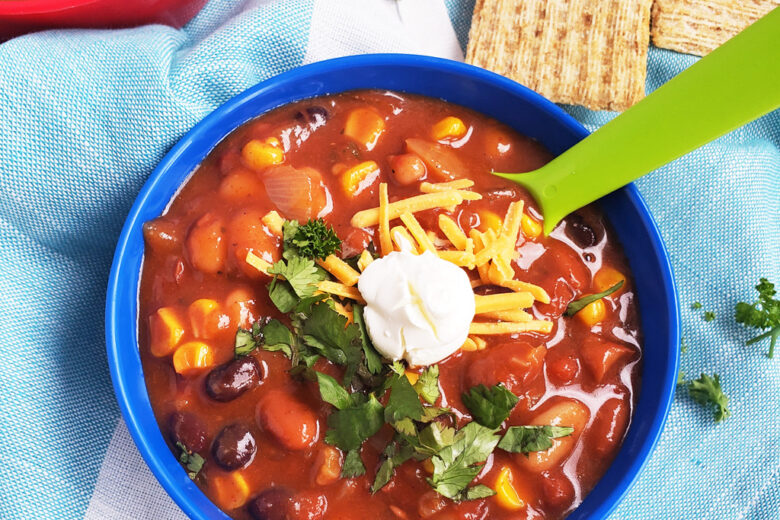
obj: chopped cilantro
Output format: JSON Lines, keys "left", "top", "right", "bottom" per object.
{"left": 260, "top": 319, "right": 293, "bottom": 358}
{"left": 427, "top": 422, "right": 499, "bottom": 501}
{"left": 461, "top": 384, "right": 519, "bottom": 429}
{"left": 302, "top": 302, "right": 363, "bottom": 385}
{"left": 324, "top": 394, "right": 384, "bottom": 452}
{"left": 691, "top": 302, "right": 703, "bottom": 310}
{"left": 281, "top": 218, "right": 341, "bottom": 260}
{"left": 372, "top": 437, "right": 415, "bottom": 493}
{"left": 497, "top": 425, "right": 574, "bottom": 453}
{"left": 384, "top": 373, "right": 424, "bottom": 425}
{"left": 234, "top": 328, "right": 256, "bottom": 357}
{"left": 414, "top": 365, "right": 440, "bottom": 404}
{"left": 564, "top": 280, "right": 624, "bottom": 317}
{"left": 315, "top": 371, "right": 354, "bottom": 410}
{"left": 268, "top": 256, "right": 326, "bottom": 298}
{"left": 680, "top": 337, "right": 688, "bottom": 354}
{"left": 414, "top": 422, "right": 456, "bottom": 457}
{"left": 703, "top": 311, "right": 715, "bottom": 322}
{"left": 175, "top": 442, "right": 205, "bottom": 480}
{"left": 689, "top": 373, "right": 730, "bottom": 423}
{"left": 267, "top": 277, "right": 299, "bottom": 313}
{"left": 341, "top": 449, "right": 366, "bottom": 478}
{"left": 353, "top": 304, "right": 383, "bottom": 375}
{"left": 677, "top": 370, "right": 686, "bottom": 386}
{"left": 735, "top": 278, "right": 780, "bottom": 358}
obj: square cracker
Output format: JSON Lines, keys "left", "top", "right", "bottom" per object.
{"left": 466, "top": 0, "right": 653, "bottom": 112}
{"left": 652, "top": 0, "right": 779, "bottom": 56}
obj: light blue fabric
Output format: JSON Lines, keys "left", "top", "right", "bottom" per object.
{"left": 0, "top": 1, "right": 777, "bottom": 519}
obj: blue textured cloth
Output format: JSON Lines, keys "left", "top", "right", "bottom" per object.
{"left": 0, "top": 1, "right": 777, "bottom": 519}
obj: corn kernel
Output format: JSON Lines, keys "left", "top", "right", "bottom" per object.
{"left": 211, "top": 472, "right": 251, "bottom": 510}
{"left": 521, "top": 213, "right": 542, "bottom": 239}
{"left": 340, "top": 161, "right": 380, "bottom": 197}
{"left": 576, "top": 299, "right": 606, "bottom": 327}
{"left": 264, "top": 136, "right": 281, "bottom": 148}
{"left": 149, "top": 307, "right": 186, "bottom": 357}
{"left": 432, "top": 116, "right": 467, "bottom": 141}
{"left": 173, "top": 341, "right": 214, "bottom": 376}
{"left": 477, "top": 210, "right": 502, "bottom": 234}
{"left": 188, "top": 299, "right": 224, "bottom": 339}
{"left": 422, "top": 458, "right": 435, "bottom": 474}
{"left": 594, "top": 266, "right": 626, "bottom": 294}
{"left": 495, "top": 466, "right": 525, "bottom": 510}
{"left": 242, "top": 139, "right": 284, "bottom": 170}
{"left": 404, "top": 370, "right": 420, "bottom": 385}
{"left": 344, "top": 108, "right": 385, "bottom": 150}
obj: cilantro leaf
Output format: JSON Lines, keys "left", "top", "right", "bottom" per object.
{"left": 689, "top": 373, "right": 730, "bottom": 422}
{"left": 691, "top": 302, "right": 703, "bottom": 310}
{"left": 414, "top": 422, "right": 456, "bottom": 458}
{"left": 288, "top": 218, "right": 342, "bottom": 260}
{"left": 462, "top": 485, "right": 496, "bottom": 500}
{"left": 427, "top": 422, "right": 500, "bottom": 501}
{"left": 315, "top": 371, "right": 353, "bottom": 410}
{"left": 325, "top": 394, "right": 384, "bottom": 452}
{"left": 260, "top": 319, "right": 293, "bottom": 358}
{"left": 703, "top": 311, "right": 715, "bottom": 322}
{"left": 267, "top": 277, "right": 299, "bottom": 313}
{"left": 498, "top": 425, "right": 574, "bottom": 453}
{"left": 461, "top": 384, "right": 519, "bottom": 429}
{"left": 175, "top": 442, "right": 205, "bottom": 481}
{"left": 372, "top": 438, "right": 415, "bottom": 493}
{"left": 302, "top": 302, "right": 363, "bottom": 385}
{"left": 234, "top": 328, "right": 257, "bottom": 357}
{"left": 385, "top": 373, "right": 425, "bottom": 424}
{"left": 677, "top": 370, "right": 686, "bottom": 386}
{"left": 353, "top": 304, "right": 383, "bottom": 375}
{"left": 268, "top": 256, "right": 326, "bottom": 299}
{"left": 735, "top": 277, "right": 780, "bottom": 358}
{"left": 341, "top": 449, "right": 366, "bottom": 478}
{"left": 564, "top": 280, "right": 624, "bottom": 317}
{"left": 413, "top": 365, "right": 440, "bottom": 404}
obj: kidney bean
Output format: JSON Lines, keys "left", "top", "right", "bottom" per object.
{"left": 248, "top": 487, "right": 292, "bottom": 520}
{"left": 205, "top": 357, "right": 263, "bottom": 402}
{"left": 212, "top": 423, "right": 257, "bottom": 470}
{"left": 294, "top": 105, "right": 329, "bottom": 130}
{"left": 168, "top": 412, "right": 207, "bottom": 454}
{"left": 257, "top": 390, "right": 319, "bottom": 451}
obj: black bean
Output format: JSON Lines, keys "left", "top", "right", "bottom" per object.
{"left": 213, "top": 423, "right": 256, "bottom": 470}
{"left": 205, "top": 357, "right": 263, "bottom": 402}
{"left": 565, "top": 214, "right": 598, "bottom": 248}
{"left": 248, "top": 487, "right": 292, "bottom": 520}
{"left": 168, "top": 412, "right": 207, "bottom": 454}
{"left": 293, "top": 105, "right": 329, "bottom": 129}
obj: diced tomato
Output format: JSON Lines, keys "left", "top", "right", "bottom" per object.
{"left": 580, "top": 337, "right": 635, "bottom": 383}
{"left": 547, "top": 353, "right": 580, "bottom": 385}
{"left": 466, "top": 341, "right": 547, "bottom": 395}
{"left": 226, "top": 208, "right": 281, "bottom": 277}
{"left": 341, "top": 228, "right": 372, "bottom": 258}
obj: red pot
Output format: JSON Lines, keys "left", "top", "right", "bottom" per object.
{"left": 0, "top": 0, "right": 208, "bottom": 40}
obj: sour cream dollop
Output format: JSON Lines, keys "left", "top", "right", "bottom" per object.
{"left": 357, "top": 251, "right": 475, "bottom": 366}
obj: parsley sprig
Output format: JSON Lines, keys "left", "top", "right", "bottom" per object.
{"left": 688, "top": 373, "right": 730, "bottom": 423}
{"left": 283, "top": 218, "right": 341, "bottom": 260}
{"left": 735, "top": 278, "right": 780, "bottom": 358}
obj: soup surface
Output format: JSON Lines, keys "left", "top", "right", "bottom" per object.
{"left": 139, "top": 90, "right": 642, "bottom": 520}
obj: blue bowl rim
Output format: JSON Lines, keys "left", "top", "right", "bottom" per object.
{"left": 106, "top": 53, "right": 680, "bottom": 520}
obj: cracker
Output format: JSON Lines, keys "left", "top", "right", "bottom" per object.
{"left": 466, "top": 0, "right": 653, "bottom": 111}
{"left": 652, "top": 0, "right": 779, "bottom": 56}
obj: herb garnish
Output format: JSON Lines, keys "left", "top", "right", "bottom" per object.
{"left": 461, "top": 383, "right": 519, "bottom": 429}
{"left": 497, "top": 425, "right": 574, "bottom": 453}
{"left": 414, "top": 365, "right": 441, "bottom": 404}
{"left": 283, "top": 218, "right": 341, "bottom": 260}
{"left": 688, "top": 373, "right": 730, "bottom": 422}
{"left": 735, "top": 278, "right": 780, "bottom": 358}
{"left": 703, "top": 311, "right": 715, "bottom": 322}
{"left": 175, "top": 442, "right": 205, "bottom": 480}
{"left": 564, "top": 280, "right": 624, "bottom": 317}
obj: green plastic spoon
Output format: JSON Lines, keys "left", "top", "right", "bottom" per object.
{"left": 495, "top": 7, "right": 780, "bottom": 236}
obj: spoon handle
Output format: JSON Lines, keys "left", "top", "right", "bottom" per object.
{"left": 497, "top": 7, "right": 780, "bottom": 236}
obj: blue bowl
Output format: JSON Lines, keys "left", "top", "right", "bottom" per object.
{"left": 106, "top": 54, "right": 679, "bottom": 520}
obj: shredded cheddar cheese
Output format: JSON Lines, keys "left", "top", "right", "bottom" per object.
{"left": 317, "top": 280, "right": 366, "bottom": 304}
{"left": 474, "top": 292, "right": 534, "bottom": 314}
{"left": 317, "top": 255, "right": 360, "bottom": 287}
{"left": 378, "top": 183, "right": 392, "bottom": 256}
{"left": 400, "top": 212, "right": 437, "bottom": 254}
{"left": 391, "top": 226, "right": 418, "bottom": 253}
{"left": 351, "top": 190, "right": 477, "bottom": 228}
{"left": 262, "top": 210, "right": 284, "bottom": 236}
{"left": 357, "top": 250, "right": 374, "bottom": 271}
{"left": 245, "top": 251, "right": 271, "bottom": 275}
{"left": 438, "top": 214, "right": 468, "bottom": 250}
{"left": 469, "top": 320, "right": 553, "bottom": 335}
{"left": 419, "top": 179, "right": 474, "bottom": 192}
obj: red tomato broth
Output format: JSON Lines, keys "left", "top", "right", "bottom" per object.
{"left": 139, "top": 90, "right": 642, "bottom": 520}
